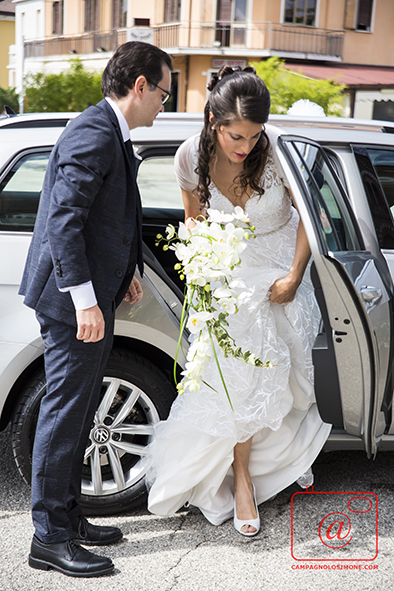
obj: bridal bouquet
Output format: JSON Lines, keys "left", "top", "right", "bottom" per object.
{"left": 156, "top": 207, "right": 272, "bottom": 409}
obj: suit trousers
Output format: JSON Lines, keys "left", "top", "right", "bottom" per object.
{"left": 32, "top": 304, "right": 115, "bottom": 544}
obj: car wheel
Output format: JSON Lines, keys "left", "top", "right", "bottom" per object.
{"left": 11, "top": 348, "right": 177, "bottom": 515}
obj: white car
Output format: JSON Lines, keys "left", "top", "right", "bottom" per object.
{"left": 1, "top": 111, "right": 394, "bottom": 514}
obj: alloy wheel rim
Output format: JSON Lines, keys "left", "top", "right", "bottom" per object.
{"left": 82, "top": 376, "right": 159, "bottom": 497}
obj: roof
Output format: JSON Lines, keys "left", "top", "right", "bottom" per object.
{"left": 0, "top": 0, "right": 15, "bottom": 16}
{"left": 285, "top": 64, "right": 394, "bottom": 89}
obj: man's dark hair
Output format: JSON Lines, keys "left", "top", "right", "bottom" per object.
{"left": 101, "top": 41, "right": 173, "bottom": 98}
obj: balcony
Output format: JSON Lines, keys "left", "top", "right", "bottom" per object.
{"left": 24, "top": 22, "right": 344, "bottom": 62}
{"left": 25, "top": 30, "right": 127, "bottom": 58}
{"left": 154, "top": 22, "right": 344, "bottom": 60}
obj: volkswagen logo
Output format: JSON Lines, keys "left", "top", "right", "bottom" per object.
{"left": 93, "top": 426, "right": 110, "bottom": 444}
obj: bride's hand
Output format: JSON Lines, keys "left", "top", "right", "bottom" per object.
{"left": 269, "top": 273, "right": 301, "bottom": 304}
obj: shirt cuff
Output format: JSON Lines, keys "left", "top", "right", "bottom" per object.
{"left": 58, "top": 281, "right": 98, "bottom": 310}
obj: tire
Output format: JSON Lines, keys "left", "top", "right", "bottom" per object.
{"left": 11, "top": 349, "right": 177, "bottom": 515}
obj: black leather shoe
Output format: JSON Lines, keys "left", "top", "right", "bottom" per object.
{"left": 28, "top": 535, "right": 114, "bottom": 578}
{"left": 71, "top": 515, "right": 123, "bottom": 546}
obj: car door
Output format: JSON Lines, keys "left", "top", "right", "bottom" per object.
{"left": 0, "top": 148, "right": 52, "bottom": 346}
{"left": 276, "top": 135, "right": 393, "bottom": 458}
{"left": 137, "top": 146, "right": 185, "bottom": 291}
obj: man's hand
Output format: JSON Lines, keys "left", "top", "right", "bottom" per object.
{"left": 76, "top": 304, "right": 105, "bottom": 342}
{"left": 123, "top": 276, "right": 143, "bottom": 304}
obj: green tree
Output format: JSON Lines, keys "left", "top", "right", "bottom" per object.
{"left": 24, "top": 59, "right": 103, "bottom": 113}
{"left": 252, "top": 57, "right": 346, "bottom": 116}
{"left": 0, "top": 87, "right": 19, "bottom": 114}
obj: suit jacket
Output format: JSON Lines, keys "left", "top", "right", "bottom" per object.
{"left": 19, "top": 99, "right": 143, "bottom": 326}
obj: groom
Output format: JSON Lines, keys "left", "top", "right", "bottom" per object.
{"left": 19, "top": 41, "right": 172, "bottom": 577}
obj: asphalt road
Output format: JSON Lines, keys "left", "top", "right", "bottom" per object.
{"left": 0, "top": 425, "right": 393, "bottom": 591}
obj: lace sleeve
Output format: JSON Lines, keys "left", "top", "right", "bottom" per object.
{"left": 174, "top": 133, "right": 200, "bottom": 191}
{"left": 265, "top": 125, "right": 290, "bottom": 189}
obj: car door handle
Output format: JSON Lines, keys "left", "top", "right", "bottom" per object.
{"left": 360, "top": 286, "right": 383, "bottom": 305}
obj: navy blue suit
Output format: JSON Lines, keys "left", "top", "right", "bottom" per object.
{"left": 20, "top": 99, "right": 143, "bottom": 325}
{"left": 19, "top": 99, "right": 143, "bottom": 543}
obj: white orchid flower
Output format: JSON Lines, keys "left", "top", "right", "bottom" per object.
{"left": 190, "top": 275, "right": 208, "bottom": 287}
{"left": 203, "top": 268, "right": 227, "bottom": 281}
{"left": 178, "top": 222, "right": 190, "bottom": 241}
{"left": 233, "top": 206, "right": 250, "bottom": 223}
{"left": 207, "top": 222, "right": 229, "bottom": 242}
{"left": 207, "top": 209, "right": 235, "bottom": 224}
{"left": 188, "top": 338, "right": 211, "bottom": 361}
{"left": 184, "top": 260, "right": 202, "bottom": 276}
{"left": 213, "top": 286, "right": 234, "bottom": 299}
{"left": 190, "top": 236, "right": 214, "bottom": 255}
{"left": 184, "top": 359, "right": 205, "bottom": 379}
{"left": 218, "top": 297, "right": 237, "bottom": 315}
{"left": 211, "top": 244, "right": 240, "bottom": 268}
{"left": 174, "top": 242, "right": 193, "bottom": 263}
{"left": 227, "top": 227, "right": 246, "bottom": 246}
{"left": 188, "top": 379, "right": 201, "bottom": 393}
{"left": 186, "top": 311, "right": 214, "bottom": 334}
{"left": 229, "top": 278, "right": 247, "bottom": 290}
{"left": 212, "top": 241, "right": 235, "bottom": 261}
{"left": 165, "top": 224, "right": 176, "bottom": 239}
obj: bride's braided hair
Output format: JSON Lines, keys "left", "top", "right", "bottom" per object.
{"left": 196, "top": 66, "right": 271, "bottom": 208}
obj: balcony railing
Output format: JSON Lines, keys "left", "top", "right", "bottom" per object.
{"left": 25, "top": 30, "right": 127, "bottom": 58}
{"left": 25, "top": 22, "right": 344, "bottom": 61}
{"left": 154, "top": 22, "right": 344, "bottom": 59}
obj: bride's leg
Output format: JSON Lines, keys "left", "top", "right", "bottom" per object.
{"left": 233, "top": 438, "right": 258, "bottom": 534}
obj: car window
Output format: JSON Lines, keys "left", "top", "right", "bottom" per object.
{"left": 367, "top": 148, "right": 394, "bottom": 215}
{"left": 0, "top": 151, "right": 51, "bottom": 232}
{"left": 353, "top": 146, "right": 394, "bottom": 250}
{"left": 287, "top": 140, "right": 361, "bottom": 253}
{"left": 137, "top": 156, "right": 183, "bottom": 209}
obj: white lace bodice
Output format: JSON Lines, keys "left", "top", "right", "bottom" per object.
{"left": 209, "top": 148, "right": 293, "bottom": 237}
{"left": 174, "top": 126, "right": 293, "bottom": 238}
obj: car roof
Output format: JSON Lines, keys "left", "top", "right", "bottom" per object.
{"left": 1, "top": 112, "right": 394, "bottom": 163}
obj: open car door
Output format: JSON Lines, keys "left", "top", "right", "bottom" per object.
{"left": 276, "top": 136, "right": 393, "bottom": 457}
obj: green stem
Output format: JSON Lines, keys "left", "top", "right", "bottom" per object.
{"left": 202, "top": 380, "right": 218, "bottom": 393}
{"left": 207, "top": 322, "right": 234, "bottom": 411}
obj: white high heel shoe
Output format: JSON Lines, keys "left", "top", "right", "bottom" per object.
{"left": 233, "top": 484, "right": 260, "bottom": 537}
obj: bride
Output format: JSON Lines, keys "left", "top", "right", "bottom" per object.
{"left": 146, "top": 66, "right": 332, "bottom": 536}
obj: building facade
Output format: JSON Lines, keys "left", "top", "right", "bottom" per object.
{"left": 8, "top": 0, "right": 394, "bottom": 118}
{"left": 0, "top": 0, "right": 15, "bottom": 88}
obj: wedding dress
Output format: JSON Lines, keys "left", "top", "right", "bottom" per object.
{"left": 146, "top": 127, "right": 332, "bottom": 525}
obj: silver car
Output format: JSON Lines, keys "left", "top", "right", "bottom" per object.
{"left": 1, "top": 111, "right": 394, "bottom": 515}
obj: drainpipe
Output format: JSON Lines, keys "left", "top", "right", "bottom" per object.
{"left": 19, "top": 36, "right": 25, "bottom": 114}
{"left": 184, "top": 55, "right": 189, "bottom": 113}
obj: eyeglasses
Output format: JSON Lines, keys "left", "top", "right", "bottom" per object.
{"left": 149, "top": 81, "right": 172, "bottom": 105}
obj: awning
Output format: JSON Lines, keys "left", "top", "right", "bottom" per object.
{"left": 285, "top": 64, "right": 394, "bottom": 88}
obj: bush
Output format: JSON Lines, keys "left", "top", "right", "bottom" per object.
{"left": 0, "top": 87, "right": 19, "bottom": 114}
{"left": 24, "top": 59, "right": 103, "bottom": 112}
{"left": 252, "top": 57, "right": 346, "bottom": 116}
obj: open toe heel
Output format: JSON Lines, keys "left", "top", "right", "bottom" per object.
{"left": 233, "top": 483, "right": 260, "bottom": 537}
